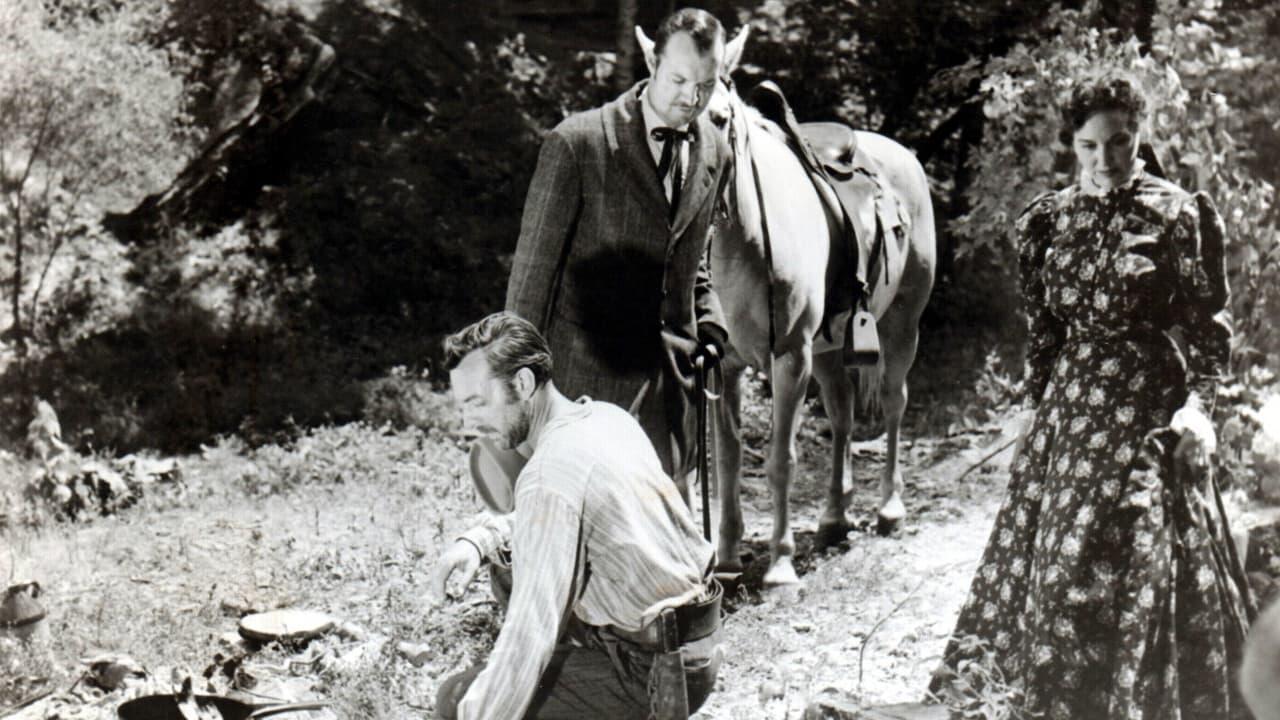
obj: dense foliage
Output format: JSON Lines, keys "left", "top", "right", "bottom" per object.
{"left": 0, "top": 0, "right": 1275, "bottom": 461}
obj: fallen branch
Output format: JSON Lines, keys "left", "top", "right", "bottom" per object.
{"left": 857, "top": 561, "right": 968, "bottom": 695}
{"left": 1, "top": 688, "right": 53, "bottom": 718}
{"left": 953, "top": 437, "right": 1018, "bottom": 484}
{"left": 857, "top": 575, "right": 931, "bottom": 695}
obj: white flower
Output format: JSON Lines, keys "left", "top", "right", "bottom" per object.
{"left": 1075, "top": 459, "right": 1094, "bottom": 478}
{"left": 1035, "top": 645, "right": 1054, "bottom": 666}
{"left": 1067, "top": 587, "right": 1087, "bottom": 604}
{"left": 1054, "top": 616, "right": 1075, "bottom": 638}
{"left": 998, "top": 528, "right": 1012, "bottom": 548}
{"left": 1198, "top": 565, "right": 1215, "bottom": 590}
{"left": 1057, "top": 488, "right": 1074, "bottom": 509}
{"left": 1070, "top": 416, "right": 1089, "bottom": 433}
{"left": 1116, "top": 406, "right": 1135, "bottom": 424}
{"left": 1089, "top": 387, "right": 1106, "bottom": 406}
{"left": 1116, "top": 446, "right": 1135, "bottom": 464}
{"left": 1034, "top": 433, "right": 1048, "bottom": 452}
{"left": 1056, "top": 455, "right": 1071, "bottom": 473}
{"left": 1094, "top": 293, "right": 1111, "bottom": 311}
{"left": 1101, "top": 358, "right": 1120, "bottom": 376}
{"left": 982, "top": 602, "right": 997, "bottom": 620}
{"left": 1102, "top": 479, "right": 1120, "bottom": 498}
{"left": 1011, "top": 557, "right": 1026, "bottom": 577}
{"left": 995, "top": 631, "right": 1011, "bottom": 650}
{"left": 1118, "top": 666, "right": 1136, "bottom": 689}
{"left": 1080, "top": 263, "right": 1096, "bottom": 281}
{"left": 1062, "top": 535, "right": 1080, "bottom": 558}
{"left": 1066, "top": 381, "right": 1082, "bottom": 400}
{"left": 999, "top": 583, "right": 1011, "bottom": 602}
{"left": 1138, "top": 585, "right": 1155, "bottom": 609}
{"left": 1061, "top": 287, "right": 1079, "bottom": 304}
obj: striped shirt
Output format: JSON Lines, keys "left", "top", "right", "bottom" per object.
{"left": 456, "top": 399, "right": 714, "bottom": 720}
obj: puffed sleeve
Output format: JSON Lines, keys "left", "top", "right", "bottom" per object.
{"left": 1169, "top": 191, "right": 1232, "bottom": 413}
{"left": 1018, "top": 192, "right": 1065, "bottom": 408}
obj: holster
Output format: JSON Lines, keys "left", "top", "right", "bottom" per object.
{"left": 650, "top": 608, "right": 690, "bottom": 720}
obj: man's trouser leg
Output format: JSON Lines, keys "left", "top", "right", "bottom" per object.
{"left": 435, "top": 632, "right": 720, "bottom": 720}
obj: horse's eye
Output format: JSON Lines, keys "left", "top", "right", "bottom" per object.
{"left": 711, "top": 113, "right": 728, "bottom": 129}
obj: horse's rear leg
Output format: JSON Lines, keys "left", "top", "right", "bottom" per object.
{"left": 713, "top": 360, "right": 746, "bottom": 574}
{"left": 876, "top": 301, "right": 922, "bottom": 535}
{"left": 763, "top": 346, "right": 812, "bottom": 587}
{"left": 812, "top": 349, "right": 854, "bottom": 548}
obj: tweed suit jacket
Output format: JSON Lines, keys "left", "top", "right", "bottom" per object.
{"left": 506, "top": 82, "right": 728, "bottom": 419}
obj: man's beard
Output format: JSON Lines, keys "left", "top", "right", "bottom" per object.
{"left": 501, "top": 400, "right": 532, "bottom": 450}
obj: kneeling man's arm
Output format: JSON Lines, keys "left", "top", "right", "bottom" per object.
{"left": 457, "top": 481, "right": 582, "bottom": 720}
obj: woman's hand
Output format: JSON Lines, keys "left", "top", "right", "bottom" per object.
{"left": 1171, "top": 404, "right": 1216, "bottom": 475}
{"left": 1010, "top": 405, "right": 1037, "bottom": 460}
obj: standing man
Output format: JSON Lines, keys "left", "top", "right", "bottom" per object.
{"left": 432, "top": 312, "right": 723, "bottom": 719}
{"left": 506, "top": 8, "right": 744, "bottom": 485}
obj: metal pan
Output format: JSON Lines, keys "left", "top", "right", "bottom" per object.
{"left": 117, "top": 694, "right": 327, "bottom": 720}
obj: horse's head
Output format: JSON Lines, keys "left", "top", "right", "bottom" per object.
{"left": 705, "top": 25, "right": 748, "bottom": 151}
{"left": 706, "top": 26, "right": 760, "bottom": 234}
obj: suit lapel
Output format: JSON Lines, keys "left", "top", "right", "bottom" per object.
{"left": 670, "top": 113, "right": 719, "bottom": 241}
{"left": 605, "top": 83, "right": 667, "bottom": 221}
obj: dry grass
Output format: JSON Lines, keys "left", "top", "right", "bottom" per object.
{"left": 1, "top": 383, "right": 1015, "bottom": 719}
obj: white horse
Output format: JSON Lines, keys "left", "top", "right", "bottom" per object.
{"left": 702, "top": 28, "right": 937, "bottom": 586}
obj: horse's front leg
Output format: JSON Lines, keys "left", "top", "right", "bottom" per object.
{"left": 763, "top": 345, "right": 812, "bottom": 587}
{"left": 713, "top": 359, "right": 746, "bottom": 574}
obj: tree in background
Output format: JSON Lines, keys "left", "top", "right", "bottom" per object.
{"left": 0, "top": 0, "right": 192, "bottom": 424}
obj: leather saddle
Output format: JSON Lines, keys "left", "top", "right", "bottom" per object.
{"left": 748, "top": 81, "right": 907, "bottom": 359}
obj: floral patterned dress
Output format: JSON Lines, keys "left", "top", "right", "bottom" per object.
{"left": 932, "top": 171, "right": 1256, "bottom": 719}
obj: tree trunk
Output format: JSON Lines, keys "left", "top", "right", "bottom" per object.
{"left": 615, "top": 0, "right": 638, "bottom": 91}
{"left": 11, "top": 204, "right": 25, "bottom": 363}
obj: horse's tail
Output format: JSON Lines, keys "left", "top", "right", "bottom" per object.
{"left": 855, "top": 356, "right": 884, "bottom": 420}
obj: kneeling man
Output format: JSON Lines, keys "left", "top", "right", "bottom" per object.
{"left": 432, "top": 312, "right": 722, "bottom": 719}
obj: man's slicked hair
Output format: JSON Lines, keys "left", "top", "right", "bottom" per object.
{"left": 443, "top": 312, "right": 553, "bottom": 388}
{"left": 653, "top": 7, "right": 724, "bottom": 58}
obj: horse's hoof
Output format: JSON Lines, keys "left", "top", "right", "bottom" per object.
{"left": 876, "top": 495, "right": 905, "bottom": 536}
{"left": 762, "top": 557, "right": 800, "bottom": 587}
{"left": 816, "top": 518, "right": 851, "bottom": 549}
{"left": 715, "top": 556, "right": 745, "bottom": 577}
{"left": 876, "top": 514, "right": 902, "bottom": 537}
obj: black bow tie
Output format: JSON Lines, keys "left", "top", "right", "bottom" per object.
{"left": 651, "top": 127, "right": 692, "bottom": 219}
{"left": 650, "top": 126, "right": 693, "bottom": 145}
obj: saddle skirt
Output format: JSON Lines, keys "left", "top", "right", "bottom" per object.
{"left": 747, "top": 82, "right": 911, "bottom": 353}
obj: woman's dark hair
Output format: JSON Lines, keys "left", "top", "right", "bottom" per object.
{"left": 1060, "top": 74, "right": 1147, "bottom": 142}
{"left": 653, "top": 8, "right": 724, "bottom": 58}
{"left": 443, "top": 312, "right": 553, "bottom": 389}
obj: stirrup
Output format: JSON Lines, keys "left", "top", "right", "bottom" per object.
{"left": 842, "top": 308, "right": 879, "bottom": 367}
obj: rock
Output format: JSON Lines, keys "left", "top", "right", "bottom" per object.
{"left": 81, "top": 652, "right": 148, "bottom": 690}
{"left": 758, "top": 679, "right": 785, "bottom": 702}
{"left": 334, "top": 621, "right": 367, "bottom": 641}
{"left": 396, "top": 641, "right": 432, "bottom": 667}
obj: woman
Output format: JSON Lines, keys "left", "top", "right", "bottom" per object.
{"left": 932, "top": 75, "right": 1256, "bottom": 719}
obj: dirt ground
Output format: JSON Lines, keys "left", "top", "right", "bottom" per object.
{"left": 1, "top": 382, "right": 1031, "bottom": 720}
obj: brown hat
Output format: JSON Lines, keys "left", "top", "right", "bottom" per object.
{"left": 468, "top": 437, "right": 528, "bottom": 514}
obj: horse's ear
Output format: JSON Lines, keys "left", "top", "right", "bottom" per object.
{"left": 635, "top": 26, "right": 657, "bottom": 74}
{"left": 724, "top": 25, "right": 749, "bottom": 75}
